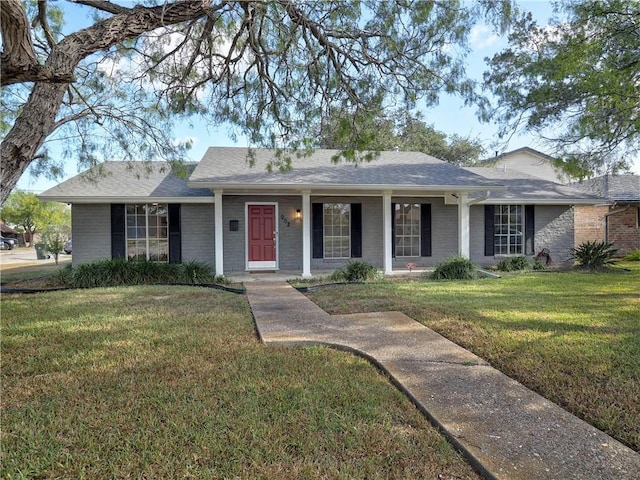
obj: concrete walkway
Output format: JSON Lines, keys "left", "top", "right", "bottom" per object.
{"left": 246, "top": 281, "right": 640, "bottom": 480}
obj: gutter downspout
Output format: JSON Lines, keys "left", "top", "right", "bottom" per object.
{"left": 468, "top": 191, "right": 491, "bottom": 206}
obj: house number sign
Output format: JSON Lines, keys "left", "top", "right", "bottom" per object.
{"left": 280, "top": 214, "right": 291, "bottom": 227}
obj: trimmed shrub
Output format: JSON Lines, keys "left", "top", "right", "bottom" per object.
{"left": 58, "top": 259, "right": 217, "bottom": 288}
{"left": 330, "top": 260, "right": 381, "bottom": 282}
{"left": 571, "top": 241, "right": 618, "bottom": 269}
{"left": 496, "top": 256, "right": 546, "bottom": 272}
{"left": 431, "top": 256, "right": 477, "bottom": 280}
{"left": 180, "top": 261, "right": 215, "bottom": 284}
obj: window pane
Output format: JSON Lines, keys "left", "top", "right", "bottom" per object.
{"left": 394, "top": 203, "right": 420, "bottom": 257}
{"left": 126, "top": 203, "right": 169, "bottom": 262}
{"left": 493, "top": 204, "right": 524, "bottom": 256}
{"left": 323, "top": 203, "right": 350, "bottom": 259}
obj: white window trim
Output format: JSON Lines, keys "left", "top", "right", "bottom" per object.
{"left": 395, "top": 203, "right": 421, "bottom": 258}
{"left": 323, "top": 203, "right": 351, "bottom": 259}
{"left": 494, "top": 204, "right": 524, "bottom": 256}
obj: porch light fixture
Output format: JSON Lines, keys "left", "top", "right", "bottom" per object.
{"left": 296, "top": 209, "right": 301, "bottom": 219}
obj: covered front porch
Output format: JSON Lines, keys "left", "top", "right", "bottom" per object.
{"left": 210, "top": 188, "right": 491, "bottom": 278}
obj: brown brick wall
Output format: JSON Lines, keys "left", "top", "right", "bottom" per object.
{"left": 574, "top": 205, "right": 607, "bottom": 246}
{"left": 607, "top": 205, "right": 640, "bottom": 256}
{"left": 575, "top": 205, "right": 640, "bottom": 255}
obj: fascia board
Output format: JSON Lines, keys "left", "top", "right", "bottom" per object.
{"left": 37, "top": 196, "right": 215, "bottom": 204}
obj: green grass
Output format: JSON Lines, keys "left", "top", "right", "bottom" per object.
{"left": 1, "top": 286, "right": 478, "bottom": 479}
{"left": 306, "top": 263, "right": 640, "bottom": 452}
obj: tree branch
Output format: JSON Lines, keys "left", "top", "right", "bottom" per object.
{"left": 37, "top": 1, "right": 56, "bottom": 49}
{"left": 69, "top": 0, "right": 132, "bottom": 15}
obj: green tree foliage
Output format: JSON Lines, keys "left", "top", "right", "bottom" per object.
{"left": 319, "top": 109, "right": 484, "bottom": 165}
{"left": 40, "top": 224, "right": 70, "bottom": 265}
{"left": 1, "top": 190, "right": 70, "bottom": 244}
{"left": 1, "top": 0, "right": 514, "bottom": 203}
{"left": 482, "top": 0, "right": 640, "bottom": 176}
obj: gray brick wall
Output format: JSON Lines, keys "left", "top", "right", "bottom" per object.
{"left": 470, "top": 204, "right": 575, "bottom": 266}
{"left": 310, "top": 196, "right": 384, "bottom": 270}
{"left": 391, "top": 197, "right": 458, "bottom": 268}
{"left": 70, "top": 199, "right": 577, "bottom": 273}
{"left": 535, "top": 206, "right": 575, "bottom": 264}
{"left": 181, "top": 204, "right": 215, "bottom": 266}
{"left": 71, "top": 204, "right": 111, "bottom": 265}
{"left": 308, "top": 196, "right": 458, "bottom": 270}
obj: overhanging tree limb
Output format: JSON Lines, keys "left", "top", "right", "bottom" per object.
{"left": 1, "top": 0, "right": 211, "bottom": 204}
{"left": 2, "top": 0, "right": 513, "bottom": 205}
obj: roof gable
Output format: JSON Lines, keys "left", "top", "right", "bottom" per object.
{"left": 481, "top": 147, "right": 571, "bottom": 184}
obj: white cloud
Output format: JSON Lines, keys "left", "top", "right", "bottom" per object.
{"left": 470, "top": 24, "right": 499, "bottom": 49}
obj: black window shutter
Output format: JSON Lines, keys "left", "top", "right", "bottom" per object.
{"left": 111, "top": 204, "right": 126, "bottom": 259}
{"left": 420, "top": 204, "right": 432, "bottom": 257}
{"left": 312, "top": 203, "right": 323, "bottom": 259}
{"left": 525, "top": 205, "right": 535, "bottom": 255}
{"left": 391, "top": 202, "right": 396, "bottom": 258}
{"left": 484, "top": 205, "right": 495, "bottom": 256}
{"left": 168, "top": 204, "right": 182, "bottom": 263}
{"left": 350, "top": 203, "right": 362, "bottom": 258}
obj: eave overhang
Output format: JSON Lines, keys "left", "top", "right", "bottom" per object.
{"left": 38, "top": 196, "right": 215, "bottom": 204}
{"left": 187, "top": 182, "right": 508, "bottom": 197}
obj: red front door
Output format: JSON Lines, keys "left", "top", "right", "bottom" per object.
{"left": 248, "top": 204, "right": 276, "bottom": 266}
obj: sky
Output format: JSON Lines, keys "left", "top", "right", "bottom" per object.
{"left": 14, "top": 0, "right": 640, "bottom": 194}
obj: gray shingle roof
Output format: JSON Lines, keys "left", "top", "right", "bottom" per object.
{"left": 39, "top": 162, "right": 213, "bottom": 202}
{"left": 38, "top": 151, "right": 605, "bottom": 205}
{"left": 465, "top": 167, "right": 604, "bottom": 203}
{"left": 188, "top": 147, "right": 503, "bottom": 190}
{"left": 570, "top": 175, "right": 640, "bottom": 202}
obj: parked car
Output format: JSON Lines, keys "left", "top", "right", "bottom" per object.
{"left": 0, "top": 236, "right": 17, "bottom": 250}
{"left": 64, "top": 238, "right": 72, "bottom": 254}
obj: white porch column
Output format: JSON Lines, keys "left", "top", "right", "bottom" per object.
{"left": 457, "top": 192, "right": 470, "bottom": 258}
{"left": 383, "top": 191, "right": 393, "bottom": 275}
{"left": 301, "top": 191, "right": 312, "bottom": 278}
{"left": 214, "top": 189, "right": 224, "bottom": 276}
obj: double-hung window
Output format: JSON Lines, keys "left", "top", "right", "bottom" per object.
{"left": 126, "top": 203, "right": 169, "bottom": 261}
{"left": 323, "top": 203, "right": 351, "bottom": 259}
{"left": 395, "top": 203, "right": 421, "bottom": 257}
{"left": 494, "top": 205, "right": 523, "bottom": 255}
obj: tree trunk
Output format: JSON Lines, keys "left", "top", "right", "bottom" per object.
{"left": 0, "top": 0, "right": 210, "bottom": 205}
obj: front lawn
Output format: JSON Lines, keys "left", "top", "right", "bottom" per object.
{"left": 306, "top": 263, "right": 640, "bottom": 452}
{"left": 1, "top": 286, "right": 478, "bottom": 479}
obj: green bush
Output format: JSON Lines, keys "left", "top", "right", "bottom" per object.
{"left": 58, "top": 258, "right": 217, "bottom": 288}
{"left": 180, "top": 261, "right": 215, "bottom": 284}
{"left": 496, "top": 256, "right": 546, "bottom": 272}
{"left": 431, "top": 255, "right": 477, "bottom": 280}
{"left": 531, "top": 259, "right": 547, "bottom": 270}
{"left": 330, "top": 260, "right": 381, "bottom": 282}
{"left": 624, "top": 248, "right": 640, "bottom": 261}
{"left": 571, "top": 241, "right": 618, "bottom": 269}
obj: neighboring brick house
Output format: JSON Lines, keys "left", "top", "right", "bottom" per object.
{"left": 572, "top": 175, "right": 640, "bottom": 256}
